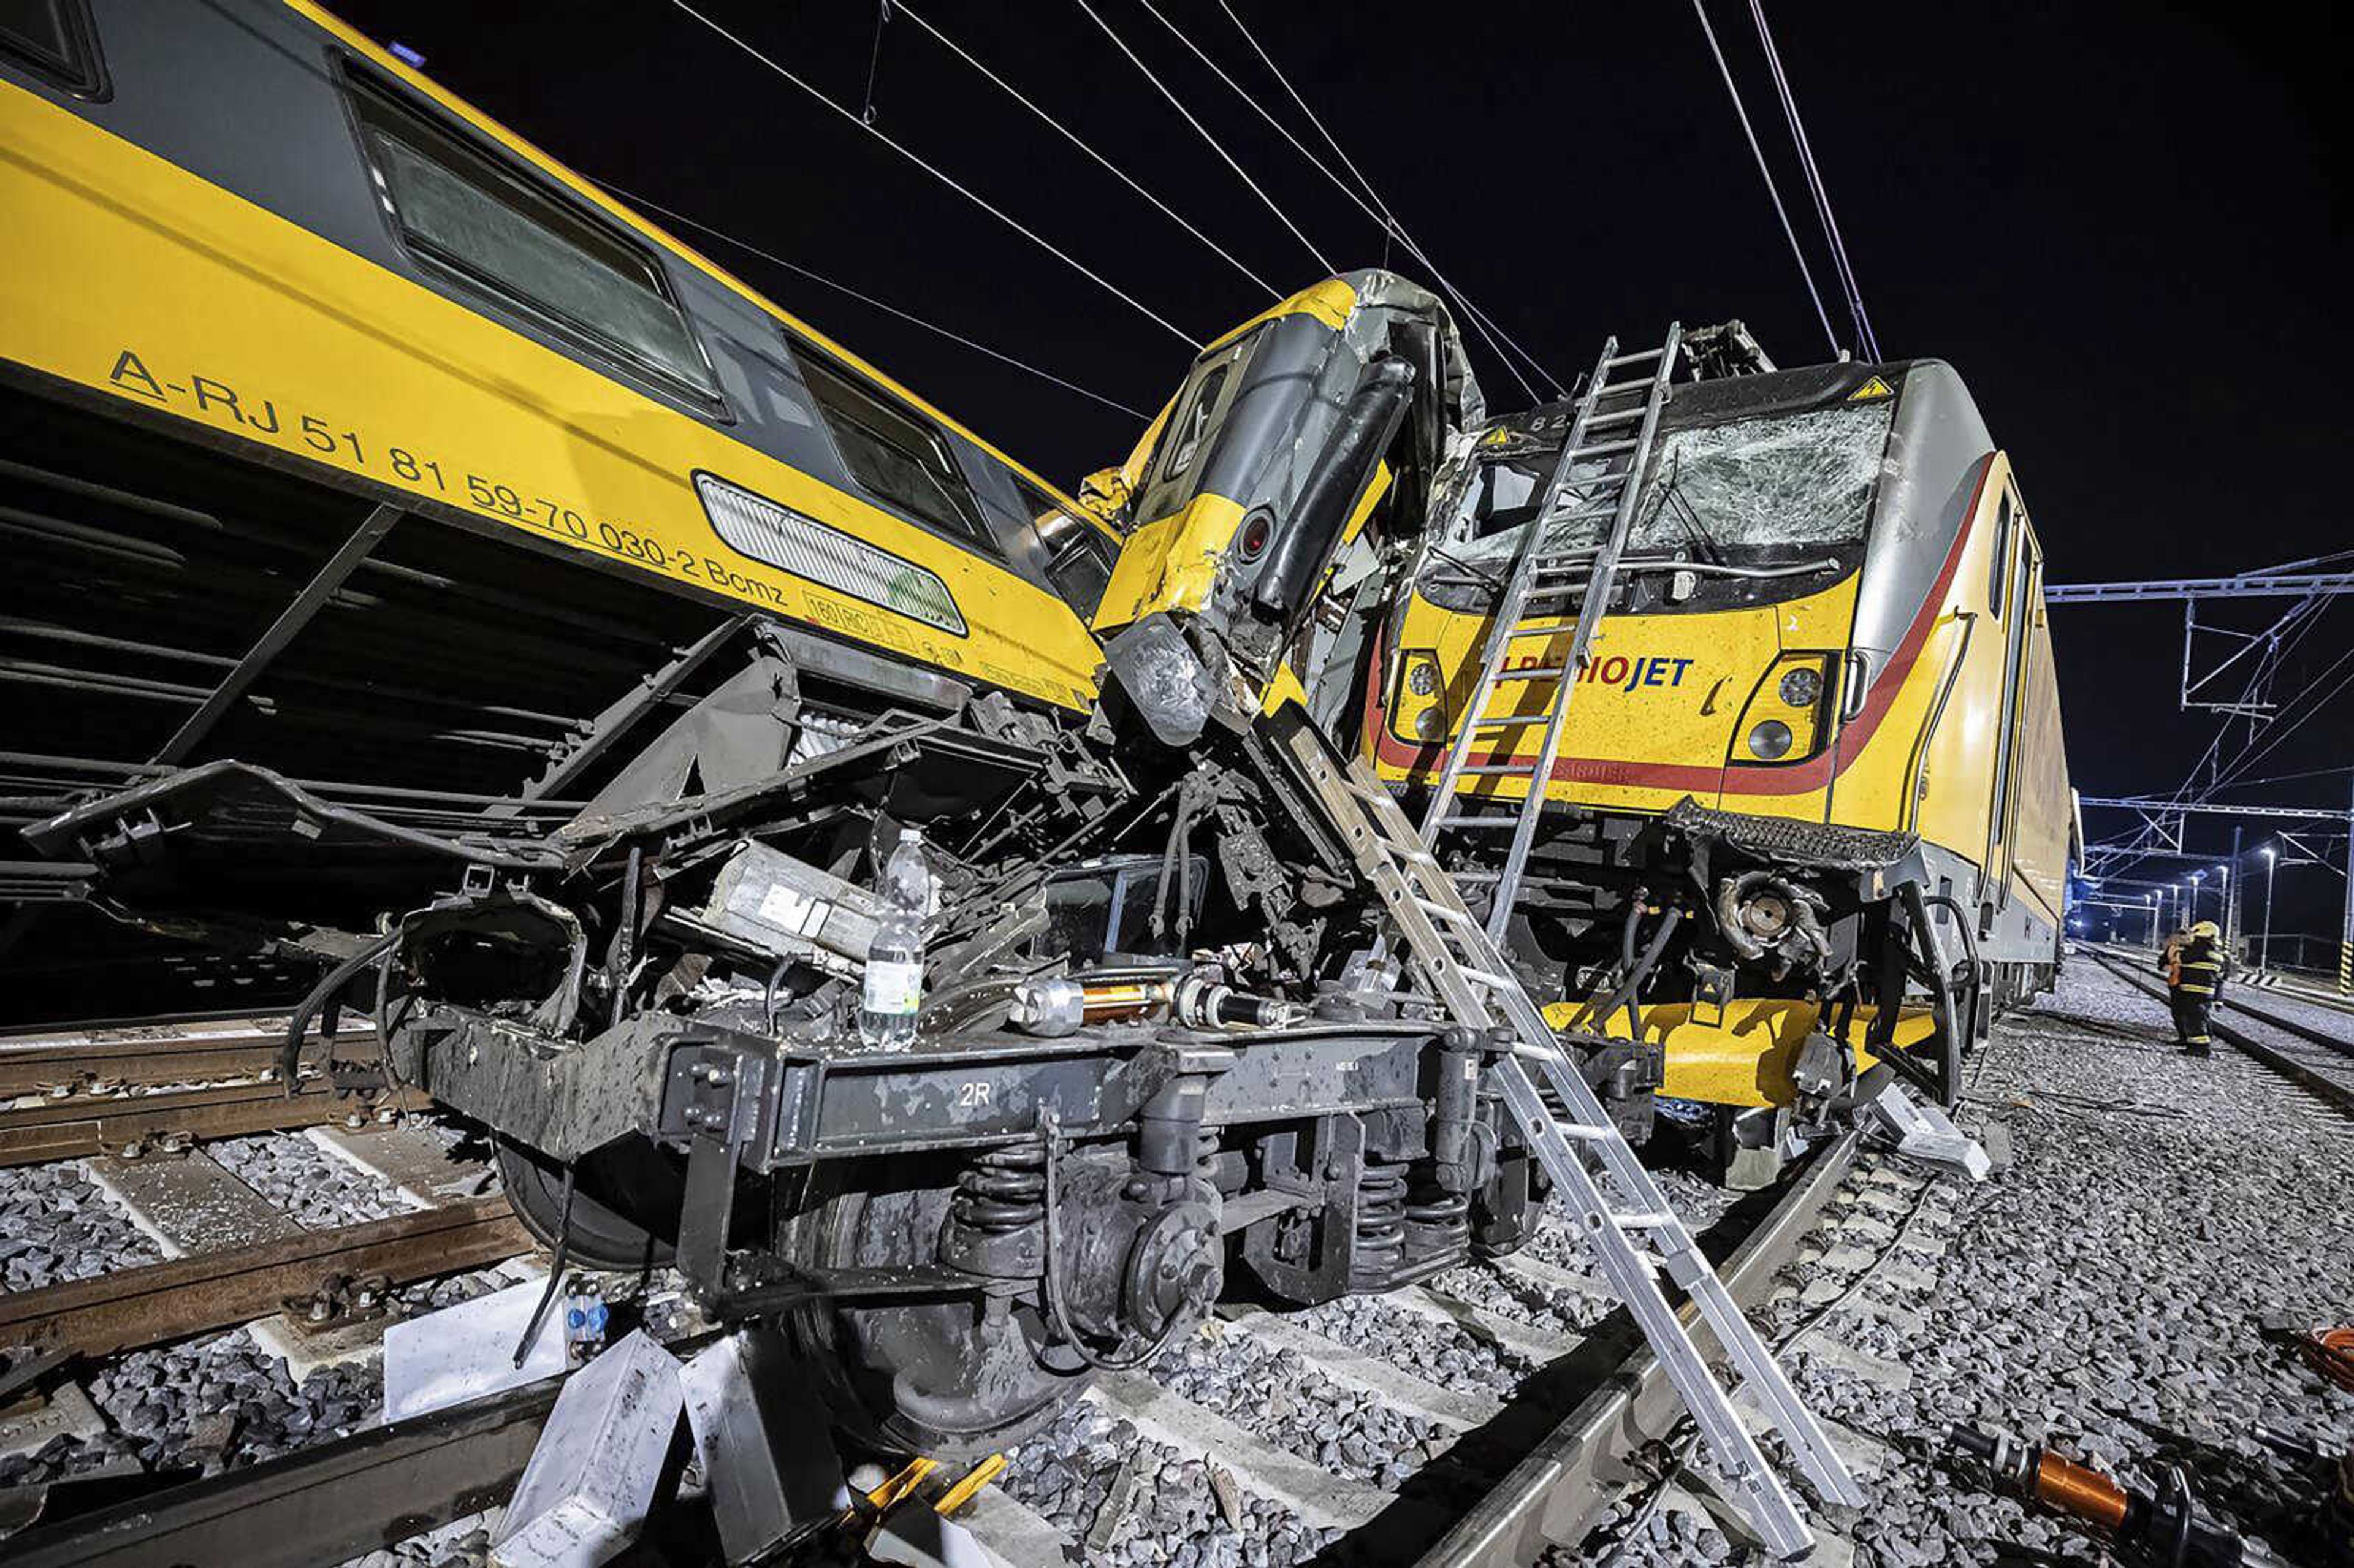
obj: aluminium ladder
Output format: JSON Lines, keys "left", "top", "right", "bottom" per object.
{"left": 1417, "top": 327, "right": 1684, "bottom": 942}
{"left": 1279, "top": 717, "right": 1862, "bottom": 1558}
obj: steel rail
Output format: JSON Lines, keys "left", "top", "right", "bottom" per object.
{"left": 0, "top": 1377, "right": 560, "bottom": 1568}
{"left": 0, "top": 1077, "right": 425, "bottom": 1166}
{"left": 0, "top": 1142, "right": 1865, "bottom": 1567}
{"left": 0, "top": 1196, "right": 531, "bottom": 1358}
{"left": 1409, "top": 1127, "right": 1864, "bottom": 1567}
{"left": 0, "top": 1017, "right": 378, "bottom": 1097}
{"left": 2090, "top": 953, "right": 2354, "bottom": 1119}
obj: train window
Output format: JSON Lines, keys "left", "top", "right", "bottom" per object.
{"left": 1989, "top": 489, "right": 2016, "bottom": 620}
{"left": 1016, "top": 478, "right": 1115, "bottom": 617}
{"left": 1443, "top": 403, "right": 1892, "bottom": 576}
{"left": 344, "top": 72, "right": 720, "bottom": 404}
{"left": 1161, "top": 367, "right": 1230, "bottom": 488}
{"left": 1134, "top": 329, "right": 1263, "bottom": 527}
{"left": 695, "top": 471, "right": 967, "bottom": 636}
{"left": 0, "top": 0, "right": 106, "bottom": 96}
{"left": 790, "top": 346, "right": 991, "bottom": 547}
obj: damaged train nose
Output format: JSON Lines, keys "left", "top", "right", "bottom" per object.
{"left": 1718, "top": 869, "right": 1832, "bottom": 978}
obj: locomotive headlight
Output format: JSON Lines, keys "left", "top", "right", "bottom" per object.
{"left": 1413, "top": 706, "right": 1448, "bottom": 741}
{"left": 1406, "top": 658, "right": 1440, "bottom": 697}
{"left": 1746, "top": 718, "right": 1795, "bottom": 760}
{"left": 1778, "top": 666, "right": 1821, "bottom": 708}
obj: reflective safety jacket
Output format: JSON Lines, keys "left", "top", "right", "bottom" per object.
{"left": 2166, "top": 932, "right": 2226, "bottom": 999}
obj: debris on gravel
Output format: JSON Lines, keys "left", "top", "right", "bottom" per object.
{"left": 1557, "top": 962, "right": 2354, "bottom": 1567}
{"left": 0, "top": 1328, "right": 383, "bottom": 1489}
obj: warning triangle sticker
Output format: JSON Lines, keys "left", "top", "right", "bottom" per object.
{"left": 1848, "top": 376, "right": 1893, "bottom": 401}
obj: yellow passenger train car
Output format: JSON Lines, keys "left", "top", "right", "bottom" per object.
{"left": 1371, "top": 354, "right": 2074, "bottom": 1163}
{"left": 0, "top": 0, "right": 1117, "bottom": 1017}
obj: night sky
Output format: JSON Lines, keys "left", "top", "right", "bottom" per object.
{"left": 330, "top": 1, "right": 2351, "bottom": 952}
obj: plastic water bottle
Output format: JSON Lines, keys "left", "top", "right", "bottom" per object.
{"left": 860, "top": 827, "right": 932, "bottom": 1048}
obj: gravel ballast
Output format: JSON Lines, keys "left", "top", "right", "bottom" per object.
{"left": 0, "top": 1161, "right": 164, "bottom": 1292}
{"left": 210, "top": 1132, "right": 422, "bottom": 1230}
{"left": 997, "top": 1400, "right": 1343, "bottom": 1568}
{"left": 1293, "top": 1292, "right": 1539, "bottom": 1396}
{"left": 1569, "top": 961, "right": 2354, "bottom": 1567}
{"left": 1148, "top": 1330, "right": 1439, "bottom": 1488}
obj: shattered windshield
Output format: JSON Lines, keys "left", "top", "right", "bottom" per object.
{"left": 1438, "top": 402, "right": 1895, "bottom": 570}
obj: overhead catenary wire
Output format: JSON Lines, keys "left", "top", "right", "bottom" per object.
{"left": 1747, "top": 0, "right": 1880, "bottom": 360}
{"left": 888, "top": 0, "right": 1283, "bottom": 302}
{"left": 666, "top": 0, "right": 1202, "bottom": 350}
{"left": 1691, "top": 0, "right": 1840, "bottom": 358}
{"left": 1195, "top": 0, "right": 1563, "bottom": 402}
{"left": 1066, "top": 0, "right": 1336, "bottom": 279}
{"left": 594, "top": 181, "right": 1154, "bottom": 420}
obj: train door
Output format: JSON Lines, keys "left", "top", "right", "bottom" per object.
{"left": 1983, "top": 483, "right": 2038, "bottom": 923}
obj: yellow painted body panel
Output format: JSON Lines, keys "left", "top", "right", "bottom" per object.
{"left": 0, "top": 79, "right": 1103, "bottom": 711}
{"left": 2008, "top": 606, "right": 2070, "bottom": 926}
{"left": 280, "top": 1, "right": 1116, "bottom": 546}
{"left": 1540, "top": 997, "right": 1938, "bottom": 1108}
{"left": 1376, "top": 573, "right": 1862, "bottom": 821}
{"left": 1092, "top": 494, "right": 1249, "bottom": 633}
{"left": 1208, "top": 277, "right": 1358, "bottom": 352}
{"left": 1903, "top": 455, "right": 2071, "bottom": 921}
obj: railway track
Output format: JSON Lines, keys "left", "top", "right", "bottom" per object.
{"left": 0, "top": 1015, "right": 410, "bottom": 1166}
{"left": 0, "top": 1197, "right": 530, "bottom": 1360}
{"left": 2089, "top": 949, "right": 2354, "bottom": 1118}
{"left": 0, "top": 1125, "right": 1919, "bottom": 1567}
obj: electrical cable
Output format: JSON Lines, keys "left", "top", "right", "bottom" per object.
{"left": 1199, "top": 0, "right": 1563, "bottom": 401}
{"left": 1746, "top": 0, "right": 1878, "bottom": 360}
{"left": 1689, "top": 0, "right": 1840, "bottom": 357}
{"left": 667, "top": 0, "right": 1202, "bottom": 349}
{"left": 279, "top": 931, "right": 401, "bottom": 1089}
{"left": 1065, "top": 0, "right": 1335, "bottom": 278}
{"left": 889, "top": 0, "right": 1283, "bottom": 302}
{"left": 595, "top": 180, "right": 1153, "bottom": 419}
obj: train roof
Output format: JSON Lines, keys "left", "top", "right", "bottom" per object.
{"left": 1480, "top": 355, "right": 1991, "bottom": 448}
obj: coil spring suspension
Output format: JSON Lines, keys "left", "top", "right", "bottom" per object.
{"left": 1404, "top": 1182, "right": 1469, "bottom": 1265}
{"left": 1351, "top": 1159, "right": 1407, "bottom": 1285}
{"left": 951, "top": 1144, "right": 1046, "bottom": 1235}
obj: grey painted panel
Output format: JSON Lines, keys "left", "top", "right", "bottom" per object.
{"left": 1849, "top": 362, "right": 1994, "bottom": 677}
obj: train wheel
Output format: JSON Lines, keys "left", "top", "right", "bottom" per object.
{"left": 783, "top": 1161, "right": 1087, "bottom": 1460}
{"left": 497, "top": 1137, "right": 679, "bottom": 1272}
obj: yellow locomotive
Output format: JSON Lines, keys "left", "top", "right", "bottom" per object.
{"left": 1369, "top": 345, "right": 2075, "bottom": 1166}
{"left": 1088, "top": 297, "right": 2076, "bottom": 1171}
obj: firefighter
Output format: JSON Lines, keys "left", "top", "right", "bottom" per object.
{"left": 2162, "top": 919, "right": 2226, "bottom": 1056}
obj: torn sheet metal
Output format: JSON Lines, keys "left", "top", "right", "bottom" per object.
{"left": 1858, "top": 1080, "right": 1991, "bottom": 1181}
{"left": 679, "top": 1328, "right": 849, "bottom": 1562}
{"left": 384, "top": 1276, "right": 570, "bottom": 1423}
{"left": 494, "top": 1331, "right": 685, "bottom": 1568}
